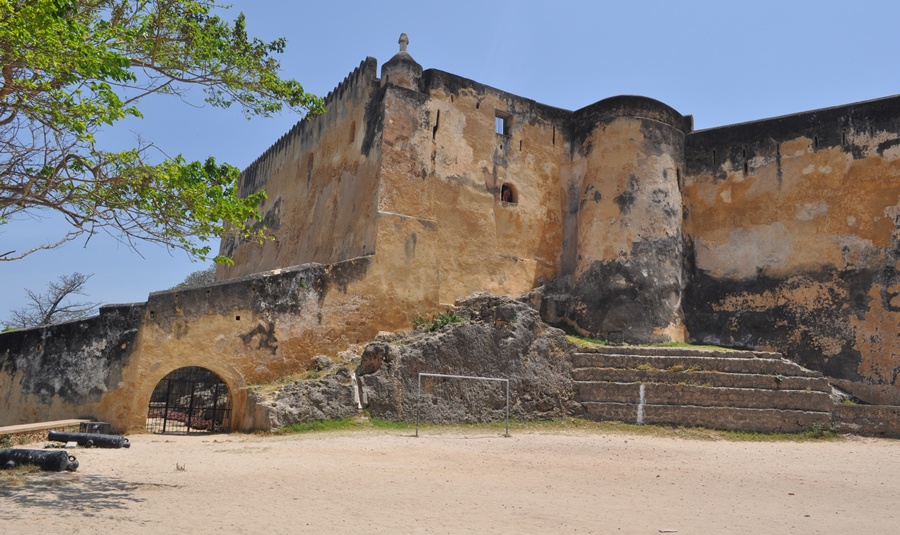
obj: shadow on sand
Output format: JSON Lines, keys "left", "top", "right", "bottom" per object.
{"left": 0, "top": 473, "right": 171, "bottom": 519}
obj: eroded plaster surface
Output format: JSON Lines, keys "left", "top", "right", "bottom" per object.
{"left": 3, "top": 40, "right": 900, "bottom": 430}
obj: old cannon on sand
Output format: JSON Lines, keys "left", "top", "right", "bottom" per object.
{"left": 47, "top": 430, "right": 130, "bottom": 449}
{"left": 0, "top": 448, "right": 79, "bottom": 471}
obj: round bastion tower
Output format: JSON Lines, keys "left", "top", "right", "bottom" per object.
{"left": 566, "top": 96, "right": 691, "bottom": 344}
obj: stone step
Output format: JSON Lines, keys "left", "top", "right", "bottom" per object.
{"left": 572, "top": 368, "right": 832, "bottom": 393}
{"left": 575, "top": 346, "right": 782, "bottom": 359}
{"left": 572, "top": 353, "right": 822, "bottom": 377}
{"left": 580, "top": 402, "right": 831, "bottom": 434}
{"left": 574, "top": 381, "right": 834, "bottom": 412}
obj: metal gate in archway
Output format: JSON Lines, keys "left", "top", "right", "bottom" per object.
{"left": 146, "top": 367, "right": 231, "bottom": 434}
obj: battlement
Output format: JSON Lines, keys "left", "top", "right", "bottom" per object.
{"left": 239, "top": 57, "right": 379, "bottom": 197}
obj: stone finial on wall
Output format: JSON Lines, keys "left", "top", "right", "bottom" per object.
{"left": 381, "top": 32, "right": 422, "bottom": 91}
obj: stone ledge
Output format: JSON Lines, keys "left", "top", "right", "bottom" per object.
{"left": 572, "top": 353, "right": 821, "bottom": 377}
{"left": 572, "top": 368, "right": 831, "bottom": 392}
{"left": 581, "top": 402, "right": 831, "bottom": 433}
{"left": 574, "top": 346, "right": 782, "bottom": 359}
{"left": 0, "top": 419, "right": 91, "bottom": 437}
{"left": 833, "top": 404, "right": 900, "bottom": 438}
{"left": 575, "top": 382, "right": 833, "bottom": 412}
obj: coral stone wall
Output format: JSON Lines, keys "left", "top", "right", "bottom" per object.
{"left": 219, "top": 59, "right": 383, "bottom": 279}
{"left": 683, "top": 96, "right": 900, "bottom": 404}
{"left": 0, "top": 258, "right": 440, "bottom": 432}
{"left": 376, "top": 70, "right": 569, "bottom": 305}
{"left": 563, "top": 97, "right": 690, "bottom": 344}
{"left": 0, "top": 304, "right": 143, "bottom": 427}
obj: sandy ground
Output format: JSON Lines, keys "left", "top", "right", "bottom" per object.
{"left": 1, "top": 427, "right": 897, "bottom": 534}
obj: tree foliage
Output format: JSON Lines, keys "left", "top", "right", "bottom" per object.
{"left": 0, "top": 0, "right": 324, "bottom": 262}
{"left": 6, "top": 272, "right": 99, "bottom": 328}
{"left": 171, "top": 263, "right": 216, "bottom": 288}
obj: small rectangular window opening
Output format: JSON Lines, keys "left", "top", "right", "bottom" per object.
{"left": 495, "top": 115, "right": 507, "bottom": 136}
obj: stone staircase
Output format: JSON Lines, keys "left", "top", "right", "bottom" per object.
{"left": 572, "top": 346, "right": 834, "bottom": 433}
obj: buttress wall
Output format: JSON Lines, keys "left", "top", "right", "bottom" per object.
{"left": 375, "top": 69, "right": 569, "bottom": 305}
{"left": 219, "top": 58, "right": 382, "bottom": 279}
{"left": 683, "top": 96, "right": 900, "bottom": 404}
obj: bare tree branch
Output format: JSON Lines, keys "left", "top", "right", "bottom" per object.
{"left": 6, "top": 272, "right": 100, "bottom": 328}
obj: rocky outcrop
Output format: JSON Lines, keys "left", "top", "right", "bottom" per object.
{"left": 250, "top": 363, "right": 359, "bottom": 429}
{"left": 356, "top": 294, "right": 574, "bottom": 422}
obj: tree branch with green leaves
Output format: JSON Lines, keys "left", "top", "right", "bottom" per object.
{"left": 0, "top": 0, "right": 324, "bottom": 262}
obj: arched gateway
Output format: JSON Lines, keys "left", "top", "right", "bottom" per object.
{"left": 146, "top": 367, "right": 231, "bottom": 434}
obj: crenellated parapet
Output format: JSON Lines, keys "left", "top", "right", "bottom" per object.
{"left": 239, "top": 57, "right": 379, "bottom": 197}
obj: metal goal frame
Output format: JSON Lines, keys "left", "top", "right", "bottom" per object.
{"left": 415, "top": 372, "right": 510, "bottom": 437}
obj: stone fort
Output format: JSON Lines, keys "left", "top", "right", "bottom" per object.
{"left": 2, "top": 35, "right": 898, "bottom": 432}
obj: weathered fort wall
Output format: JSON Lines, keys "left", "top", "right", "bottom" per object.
{"left": 561, "top": 96, "right": 692, "bottom": 344}
{"left": 683, "top": 96, "right": 900, "bottom": 404}
{"left": 380, "top": 69, "right": 570, "bottom": 304}
{"left": 0, "top": 259, "right": 439, "bottom": 431}
{"left": 220, "top": 58, "right": 383, "bottom": 278}
{"left": 3, "top": 40, "right": 899, "bottom": 431}
{"left": 0, "top": 304, "right": 143, "bottom": 426}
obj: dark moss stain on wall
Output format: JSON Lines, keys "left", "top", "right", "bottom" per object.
{"left": 0, "top": 304, "right": 144, "bottom": 405}
{"left": 685, "top": 268, "right": 862, "bottom": 377}
{"left": 239, "top": 321, "right": 279, "bottom": 355}
{"left": 613, "top": 176, "right": 637, "bottom": 214}
{"left": 361, "top": 85, "right": 386, "bottom": 157}
{"left": 566, "top": 237, "right": 684, "bottom": 344}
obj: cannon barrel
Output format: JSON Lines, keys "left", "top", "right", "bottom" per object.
{"left": 47, "top": 430, "right": 130, "bottom": 449}
{"left": 0, "top": 448, "right": 79, "bottom": 471}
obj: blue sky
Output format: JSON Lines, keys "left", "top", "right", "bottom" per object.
{"left": 3, "top": 0, "right": 899, "bottom": 322}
